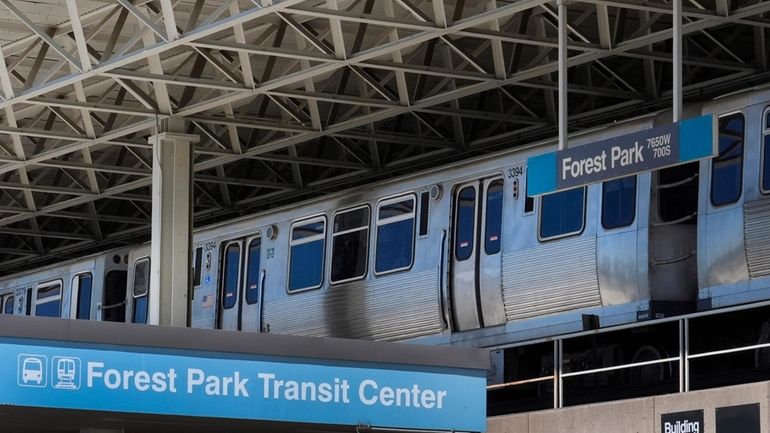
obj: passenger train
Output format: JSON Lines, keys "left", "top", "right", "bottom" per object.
{"left": 2, "top": 87, "right": 770, "bottom": 404}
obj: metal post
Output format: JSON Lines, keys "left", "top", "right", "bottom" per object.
{"left": 673, "top": 0, "right": 682, "bottom": 122}
{"left": 683, "top": 317, "right": 690, "bottom": 392}
{"left": 148, "top": 118, "right": 199, "bottom": 327}
{"left": 557, "top": 0, "right": 568, "bottom": 150}
{"left": 557, "top": 339, "right": 564, "bottom": 408}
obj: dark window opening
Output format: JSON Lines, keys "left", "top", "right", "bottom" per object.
{"left": 539, "top": 187, "right": 585, "bottom": 240}
{"left": 602, "top": 176, "right": 637, "bottom": 229}
{"left": 419, "top": 191, "right": 430, "bottom": 236}
{"left": 102, "top": 271, "right": 127, "bottom": 322}
{"left": 711, "top": 113, "right": 745, "bottom": 206}
{"left": 455, "top": 186, "right": 476, "bottom": 261}
{"left": 289, "top": 218, "right": 326, "bottom": 292}
{"left": 525, "top": 195, "right": 535, "bottom": 214}
{"left": 485, "top": 180, "right": 504, "bottom": 255}
{"left": 76, "top": 274, "right": 92, "bottom": 320}
{"left": 3, "top": 295, "right": 13, "bottom": 314}
{"left": 331, "top": 207, "right": 369, "bottom": 283}
{"left": 762, "top": 109, "right": 770, "bottom": 193}
{"left": 132, "top": 258, "right": 150, "bottom": 324}
{"left": 221, "top": 243, "right": 241, "bottom": 309}
{"left": 375, "top": 196, "right": 415, "bottom": 274}
{"left": 35, "top": 282, "right": 62, "bottom": 318}
{"left": 658, "top": 162, "right": 699, "bottom": 223}
{"left": 193, "top": 247, "right": 203, "bottom": 287}
{"left": 245, "top": 238, "right": 261, "bottom": 304}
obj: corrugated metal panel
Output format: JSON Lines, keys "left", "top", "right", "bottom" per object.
{"left": 745, "top": 199, "right": 770, "bottom": 278}
{"left": 264, "top": 269, "right": 443, "bottom": 341}
{"left": 502, "top": 236, "right": 601, "bottom": 321}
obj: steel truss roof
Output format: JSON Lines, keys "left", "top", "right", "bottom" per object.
{"left": 0, "top": 0, "right": 768, "bottom": 273}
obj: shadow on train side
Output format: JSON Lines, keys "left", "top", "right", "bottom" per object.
{"left": 2, "top": 87, "right": 770, "bottom": 414}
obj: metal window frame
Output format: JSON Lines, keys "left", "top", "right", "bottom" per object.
{"left": 243, "top": 234, "right": 262, "bottom": 305}
{"left": 70, "top": 272, "right": 93, "bottom": 319}
{"left": 483, "top": 178, "right": 505, "bottom": 256}
{"left": 453, "top": 183, "right": 478, "bottom": 262}
{"left": 761, "top": 106, "right": 770, "bottom": 195}
{"left": 330, "top": 204, "right": 371, "bottom": 285}
{"left": 600, "top": 175, "right": 638, "bottom": 230}
{"left": 710, "top": 110, "right": 746, "bottom": 208}
{"left": 374, "top": 193, "right": 417, "bottom": 276}
{"left": 537, "top": 186, "right": 588, "bottom": 242}
{"left": 1, "top": 292, "right": 13, "bottom": 315}
{"left": 132, "top": 257, "right": 151, "bottom": 298}
{"left": 34, "top": 279, "right": 62, "bottom": 317}
{"left": 287, "top": 215, "right": 327, "bottom": 293}
{"left": 220, "top": 241, "right": 242, "bottom": 308}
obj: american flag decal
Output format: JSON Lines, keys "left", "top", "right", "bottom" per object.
{"left": 201, "top": 294, "right": 214, "bottom": 308}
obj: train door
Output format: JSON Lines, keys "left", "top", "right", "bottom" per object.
{"left": 101, "top": 270, "right": 127, "bottom": 322}
{"left": 218, "top": 240, "right": 243, "bottom": 330}
{"left": 450, "top": 177, "right": 506, "bottom": 331}
{"left": 240, "top": 235, "right": 263, "bottom": 332}
{"left": 1, "top": 293, "right": 13, "bottom": 314}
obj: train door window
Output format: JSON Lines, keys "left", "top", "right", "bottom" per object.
{"left": 74, "top": 273, "right": 92, "bottom": 320}
{"left": 193, "top": 246, "right": 203, "bottom": 287}
{"left": 711, "top": 113, "right": 745, "bottom": 206}
{"left": 539, "top": 187, "right": 586, "bottom": 240}
{"left": 132, "top": 258, "right": 150, "bottom": 324}
{"left": 375, "top": 195, "right": 416, "bottom": 274}
{"left": 455, "top": 186, "right": 476, "bottom": 261}
{"left": 245, "top": 237, "right": 261, "bottom": 304}
{"left": 102, "top": 271, "right": 127, "bottom": 322}
{"left": 485, "top": 180, "right": 504, "bottom": 254}
{"left": 2, "top": 294, "right": 13, "bottom": 314}
{"left": 418, "top": 191, "right": 430, "bottom": 237}
{"left": 289, "top": 218, "right": 326, "bottom": 292}
{"left": 331, "top": 206, "right": 370, "bottom": 284}
{"left": 221, "top": 243, "right": 241, "bottom": 308}
{"left": 26, "top": 289, "right": 32, "bottom": 315}
{"left": 35, "top": 281, "right": 62, "bottom": 318}
{"left": 762, "top": 107, "right": 770, "bottom": 193}
{"left": 602, "top": 176, "right": 637, "bottom": 229}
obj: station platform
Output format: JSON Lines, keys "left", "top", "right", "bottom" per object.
{"left": 0, "top": 315, "right": 488, "bottom": 433}
{"left": 489, "top": 380, "right": 768, "bottom": 433}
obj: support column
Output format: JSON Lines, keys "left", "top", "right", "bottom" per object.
{"left": 673, "top": 0, "right": 682, "bottom": 121}
{"left": 147, "top": 118, "right": 198, "bottom": 327}
{"left": 557, "top": 0, "right": 568, "bottom": 150}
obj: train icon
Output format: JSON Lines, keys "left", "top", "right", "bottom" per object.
{"left": 17, "top": 354, "right": 47, "bottom": 387}
{"left": 52, "top": 356, "right": 81, "bottom": 390}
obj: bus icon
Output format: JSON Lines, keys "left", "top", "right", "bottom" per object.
{"left": 17, "top": 354, "right": 47, "bottom": 387}
{"left": 52, "top": 356, "right": 81, "bottom": 390}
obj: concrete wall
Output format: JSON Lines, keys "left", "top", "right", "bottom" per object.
{"left": 488, "top": 381, "right": 770, "bottom": 433}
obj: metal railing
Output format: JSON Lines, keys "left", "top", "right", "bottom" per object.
{"left": 487, "top": 300, "right": 770, "bottom": 410}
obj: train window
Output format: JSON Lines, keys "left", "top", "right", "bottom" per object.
{"left": 245, "top": 237, "right": 261, "bottom": 304}
{"left": 485, "top": 180, "right": 503, "bottom": 255}
{"left": 762, "top": 108, "right": 770, "bottom": 193}
{"left": 75, "top": 273, "right": 92, "bottom": 320}
{"left": 193, "top": 246, "right": 203, "bottom": 287}
{"left": 132, "top": 258, "right": 150, "bottom": 324}
{"left": 602, "top": 176, "right": 637, "bottom": 229}
{"left": 375, "top": 195, "right": 416, "bottom": 274}
{"left": 419, "top": 191, "right": 430, "bottom": 237}
{"left": 289, "top": 217, "right": 326, "bottom": 292}
{"left": 102, "top": 271, "right": 127, "bottom": 322}
{"left": 35, "top": 281, "right": 62, "bottom": 318}
{"left": 711, "top": 113, "right": 745, "bottom": 206}
{"left": 2, "top": 294, "right": 13, "bottom": 314}
{"left": 221, "top": 243, "right": 241, "bottom": 308}
{"left": 539, "top": 187, "right": 586, "bottom": 240}
{"left": 331, "top": 206, "right": 370, "bottom": 284}
{"left": 455, "top": 186, "right": 476, "bottom": 261}
{"left": 524, "top": 195, "right": 535, "bottom": 214}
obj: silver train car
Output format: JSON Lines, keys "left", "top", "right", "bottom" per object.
{"left": 2, "top": 87, "right": 770, "bottom": 369}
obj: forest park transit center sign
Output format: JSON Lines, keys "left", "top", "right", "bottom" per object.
{"left": 0, "top": 316, "right": 488, "bottom": 432}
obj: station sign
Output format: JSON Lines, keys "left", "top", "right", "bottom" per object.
{"left": 2, "top": 337, "right": 487, "bottom": 432}
{"left": 527, "top": 114, "right": 716, "bottom": 195}
{"left": 661, "top": 409, "right": 703, "bottom": 433}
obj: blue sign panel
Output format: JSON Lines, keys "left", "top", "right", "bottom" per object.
{"left": 1, "top": 337, "right": 487, "bottom": 432}
{"left": 527, "top": 114, "right": 716, "bottom": 195}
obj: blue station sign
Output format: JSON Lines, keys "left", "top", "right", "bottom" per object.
{"left": 1, "top": 337, "right": 487, "bottom": 432}
{"left": 527, "top": 114, "right": 716, "bottom": 195}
